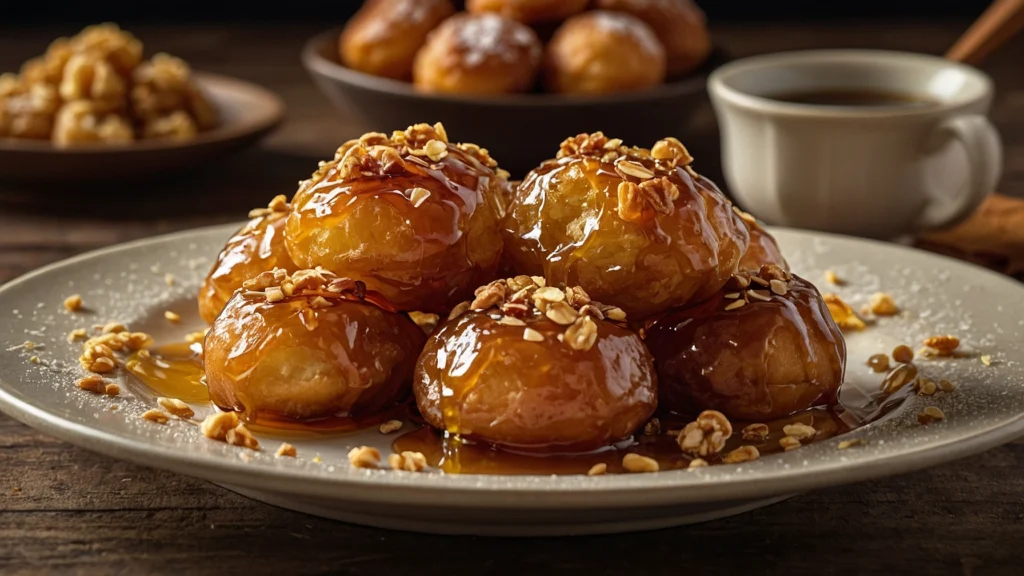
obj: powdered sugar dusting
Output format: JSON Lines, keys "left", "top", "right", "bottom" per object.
{"left": 588, "top": 10, "right": 663, "bottom": 57}
{"left": 455, "top": 13, "right": 540, "bottom": 67}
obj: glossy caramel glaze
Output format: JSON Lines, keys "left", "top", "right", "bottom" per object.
{"left": 645, "top": 268, "right": 845, "bottom": 421}
{"left": 394, "top": 406, "right": 849, "bottom": 474}
{"left": 739, "top": 217, "right": 789, "bottom": 272}
{"left": 198, "top": 199, "right": 297, "bottom": 324}
{"left": 414, "top": 306, "right": 657, "bottom": 452}
{"left": 204, "top": 287, "right": 426, "bottom": 423}
{"left": 285, "top": 124, "right": 509, "bottom": 314}
{"left": 501, "top": 133, "right": 749, "bottom": 319}
{"left": 125, "top": 344, "right": 208, "bottom": 403}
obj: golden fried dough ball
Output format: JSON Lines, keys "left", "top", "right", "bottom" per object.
{"left": 544, "top": 11, "right": 666, "bottom": 94}
{"left": 466, "top": 0, "right": 589, "bottom": 24}
{"left": 52, "top": 100, "right": 133, "bottom": 146}
{"left": 737, "top": 211, "right": 789, "bottom": 272}
{"left": 205, "top": 269, "right": 426, "bottom": 422}
{"left": 340, "top": 0, "right": 455, "bottom": 80}
{"left": 413, "top": 13, "right": 543, "bottom": 94}
{"left": 198, "top": 195, "right": 299, "bottom": 324}
{"left": 502, "top": 133, "right": 749, "bottom": 319}
{"left": 285, "top": 123, "right": 510, "bottom": 314}
{"left": 594, "top": 0, "right": 711, "bottom": 77}
{"left": 645, "top": 265, "right": 845, "bottom": 421}
{"left": 414, "top": 277, "right": 655, "bottom": 451}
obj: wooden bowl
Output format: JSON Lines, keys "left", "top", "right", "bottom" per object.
{"left": 302, "top": 28, "right": 722, "bottom": 178}
{"left": 0, "top": 72, "right": 284, "bottom": 185}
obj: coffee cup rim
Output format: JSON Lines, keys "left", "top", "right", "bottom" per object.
{"left": 708, "top": 49, "right": 993, "bottom": 119}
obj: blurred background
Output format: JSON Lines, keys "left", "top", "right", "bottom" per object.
{"left": 3, "top": 1, "right": 995, "bottom": 22}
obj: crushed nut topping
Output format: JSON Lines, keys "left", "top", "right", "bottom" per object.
{"left": 247, "top": 194, "right": 291, "bottom": 219}
{"left": 678, "top": 410, "right": 733, "bottom": 457}
{"left": 225, "top": 423, "right": 259, "bottom": 450}
{"left": 77, "top": 375, "right": 106, "bottom": 394}
{"left": 157, "top": 397, "right": 194, "bottom": 419}
{"left": 275, "top": 443, "right": 297, "bottom": 457}
{"left": 379, "top": 419, "right": 403, "bottom": 434}
{"left": 241, "top": 267, "right": 367, "bottom": 311}
{"left": 892, "top": 345, "right": 914, "bottom": 364}
{"left": 587, "top": 463, "right": 608, "bottom": 476}
{"left": 867, "top": 353, "right": 891, "bottom": 373}
{"left": 981, "top": 354, "right": 993, "bottom": 366}
{"left": 782, "top": 423, "right": 816, "bottom": 441}
{"left": 917, "top": 406, "right": 945, "bottom": 424}
{"left": 869, "top": 292, "right": 900, "bottom": 316}
{"left": 823, "top": 293, "right": 866, "bottom": 331}
{"left": 201, "top": 411, "right": 240, "bottom": 441}
{"left": 824, "top": 270, "right": 845, "bottom": 286}
{"left": 722, "top": 266, "right": 793, "bottom": 311}
{"left": 104, "top": 383, "right": 120, "bottom": 396}
{"left": 722, "top": 445, "right": 760, "bottom": 464}
{"left": 687, "top": 458, "right": 708, "bottom": 469}
{"left": 67, "top": 328, "right": 87, "bottom": 342}
{"left": 837, "top": 439, "right": 864, "bottom": 449}
{"left": 141, "top": 409, "right": 169, "bottom": 424}
{"left": 922, "top": 335, "right": 960, "bottom": 356}
{"left": 388, "top": 451, "right": 427, "bottom": 472}
{"left": 348, "top": 446, "right": 381, "bottom": 469}
{"left": 622, "top": 453, "right": 659, "bottom": 473}
{"left": 779, "top": 436, "right": 802, "bottom": 451}
{"left": 452, "top": 277, "right": 626, "bottom": 350}
{"left": 63, "top": 294, "right": 83, "bottom": 312}
{"left": 741, "top": 423, "right": 769, "bottom": 442}
{"left": 164, "top": 310, "right": 181, "bottom": 323}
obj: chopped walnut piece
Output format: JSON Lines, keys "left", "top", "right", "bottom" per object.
{"left": 87, "top": 356, "right": 117, "bottom": 374}
{"left": 643, "top": 418, "right": 661, "bottom": 436}
{"left": 545, "top": 301, "right": 578, "bottom": 325}
{"left": 348, "top": 446, "right": 381, "bottom": 469}
{"left": 164, "top": 310, "right": 181, "bottom": 323}
{"left": 587, "top": 463, "right": 607, "bottom": 476}
{"left": 687, "top": 458, "right": 708, "bottom": 469}
{"left": 564, "top": 315, "right": 598, "bottom": 351}
{"left": 201, "top": 411, "right": 239, "bottom": 441}
{"left": 63, "top": 294, "right": 83, "bottom": 312}
{"left": 837, "top": 439, "right": 864, "bottom": 449}
{"left": 104, "top": 383, "right": 120, "bottom": 396}
{"left": 275, "top": 443, "right": 297, "bottom": 457}
{"left": 615, "top": 159, "right": 655, "bottom": 180}
{"left": 922, "top": 335, "right": 960, "bottom": 356}
{"left": 522, "top": 327, "right": 544, "bottom": 342}
{"left": 677, "top": 410, "right": 733, "bottom": 457}
{"left": 779, "top": 436, "right": 802, "bottom": 451}
{"left": 157, "top": 397, "right": 194, "bottom": 419}
{"left": 741, "top": 423, "right": 769, "bottom": 442}
{"left": 782, "top": 423, "right": 816, "bottom": 441}
{"left": 379, "top": 420, "right": 403, "bottom": 434}
{"left": 724, "top": 299, "right": 746, "bottom": 311}
{"left": 822, "top": 293, "right": 866, "bottom": 331}
{"left": 77, "top": 375, "right": 106, "bottom": 394}
{"left": 67, "top": 328, "right": 87, "bottom": 342}
{"left": 981, "top": 355, "right": 993, "bottom": 366}
{"left": 722, "top": 445, "right": 760, "bottom": 464}
{"left": 141, "top": 409, "right": 170, "bottom": 425}
{"left": 892, "top": 345, "right": 914, "bottom": 364}
{"left": 622, "top": 453, "right": 659, "bottom": 473}
{"left": 917, "top": 406, "right": 945, "bottom": 424}
{"left": 226, "top": 423, "right": 260, "bottom": 450}
{"left": 869, "top": 292, "right": 900, "bottom": 316}
{"left": 470, "top": 282, "right": 505, "bottom": 310}
{"left": 824, "top": 270, "right": 845, "bottom": 286}
{"left": 616, "top": 181, "right": 645, "bottom": 222}
{"left": 938, "top": 379, "right": 957, "bottom": 392}
{"left": 388, "top": 451, "right": 427, "bottom": 472}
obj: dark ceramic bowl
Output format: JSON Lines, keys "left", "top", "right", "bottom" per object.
{"left": 302, "top": 28, "right": 724, "bottom": 178}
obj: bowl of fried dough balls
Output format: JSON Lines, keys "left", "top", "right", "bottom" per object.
{"left": 0, "top": 23, "right": 284, "bottom": 184}
{"left": 199, "top": 122, "right": 848, "bottom": 471}
{"left": 302, "top": 0, "right": 722, "bottom": 177}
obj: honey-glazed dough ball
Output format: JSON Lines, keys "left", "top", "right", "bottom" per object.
{"left": 198, "top": 195, "right": 299, "bottom": 324}
{"left": 285, "top": 123, "right": 510, "bottom": 313}
{"left": 339, "top": 0, "right": 455, "bottom": 80}
{"left": 466, "top": 0, "right": 589, "bottom": 24}
{"left": 502, "top": 133, "right": 749, "bottom": 319}
{"left": 205, "top": 268, "right": 426, "bottom": 422}
{"left": 413, "top": 13, "right": 543, "bottom": 94}
{"left": 645, "top": 265, "right": 846, "bottom": 421}
{"left": 414, "top": 277, "right": 656, "bottom": 451}
{"left": 544, "top": 11, "right": 666, "bottom": 94}
{"left": 594, "top": 0, "right": 711, "bottom": 77}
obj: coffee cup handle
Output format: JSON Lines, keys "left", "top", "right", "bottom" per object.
{"left": 916, "top": 114, "right": 1002, "bottom": 229}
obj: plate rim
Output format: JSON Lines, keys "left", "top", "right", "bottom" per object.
{"left": 1, "top": 223, "right": 1023, "bottom": 510}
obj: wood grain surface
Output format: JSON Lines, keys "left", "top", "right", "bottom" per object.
{"left": 1, "top": 22, "right": 1023, "bottom": 575}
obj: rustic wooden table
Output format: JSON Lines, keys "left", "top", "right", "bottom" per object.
{"left": 2, "top": 22, "right": 1023, "bottom": 575}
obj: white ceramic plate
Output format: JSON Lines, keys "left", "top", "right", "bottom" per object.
{"left": 1, "top": 225, "right": 1022, "bottom": 536}
{"left": 0, "top": 73, "right": 284, "bottom": 184}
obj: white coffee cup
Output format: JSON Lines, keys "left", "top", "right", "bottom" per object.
{"left": 708, "top": 50, "right": 1002, "bottom": 239}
